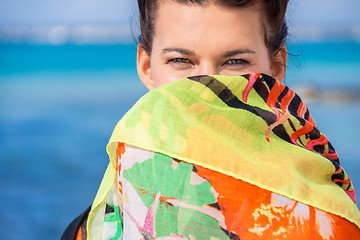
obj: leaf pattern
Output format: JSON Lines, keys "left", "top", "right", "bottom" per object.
{"left": 123, "top": 152, "right": 228, "bottom": 239}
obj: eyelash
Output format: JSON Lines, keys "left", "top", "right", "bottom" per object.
{"left": 168, "top": 58, "right": 191, "bottom": 64}
{"left": 224, "top": 58, "right": 249, "bottom": 65}
{"left": 167, "top": 57, "right": 250, "bottom": 66}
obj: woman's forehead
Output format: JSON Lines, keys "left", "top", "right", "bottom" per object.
{"left": 152, "top": 1, "right": 265, "bottom": 52}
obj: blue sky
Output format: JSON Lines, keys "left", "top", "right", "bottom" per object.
{"left": 0, "top": 0, "right": 359, "bottom": 43}
{"left": 288, "top": 0, "right": 360, "bottom": 27}
{"left": 0, "top": 0, "right": 137, "bottom": 26}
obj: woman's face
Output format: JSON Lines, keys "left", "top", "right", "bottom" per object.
{"left": 137, "top": 0, "right": 287, "bottom": 90}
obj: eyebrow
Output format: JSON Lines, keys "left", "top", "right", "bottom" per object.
{"left": 162, "top": 48, "right": 195, "bottom": 55}
{"left": 223, "top": 49, "right": 256, "bottom": 58}
{"left": 162, "top": 48, "right": 256, "bottom": 57}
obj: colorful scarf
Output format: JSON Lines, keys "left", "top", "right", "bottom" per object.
{"left": 87, "top": 74, "right": 360, "bottom": 239}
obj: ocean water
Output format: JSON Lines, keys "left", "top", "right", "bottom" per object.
{"left": 0, "top": 42, "right": 359, "bottom": 239}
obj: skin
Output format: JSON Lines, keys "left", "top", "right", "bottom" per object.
{"left": 137, "top": 0, "right": 287, "bottom": 90}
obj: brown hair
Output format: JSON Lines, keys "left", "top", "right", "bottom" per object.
{"left": 137, "top": 0, "right": 289, "bottom": 56}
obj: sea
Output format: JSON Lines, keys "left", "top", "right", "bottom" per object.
{"left": 0, "top": 41, "right": 360, "bottom": 239}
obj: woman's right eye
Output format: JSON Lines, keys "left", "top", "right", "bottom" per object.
{"left": 168, "top": 57, "right": 191, "bottom": 64}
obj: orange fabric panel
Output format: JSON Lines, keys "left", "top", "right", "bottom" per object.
{"left": 195, "top": 163, "right": 360, "bottom": 239}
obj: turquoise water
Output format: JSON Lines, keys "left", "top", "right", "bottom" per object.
{"left": 0, "top": 42, "right": 359, "bottom": 239}
{"left": 286, "top": 41, "right": 360, "bottom": 88}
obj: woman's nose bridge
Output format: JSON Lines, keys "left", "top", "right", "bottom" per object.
{"left": 196, "top": 61, "right": 219, "bottom": 76}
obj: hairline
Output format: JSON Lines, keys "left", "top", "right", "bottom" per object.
{"left": 144, "top": 0, "right": 275, "bottom": 58}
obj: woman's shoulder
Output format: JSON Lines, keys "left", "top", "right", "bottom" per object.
{"left": 61, "top": 206, "right": 90, "bottom": 240}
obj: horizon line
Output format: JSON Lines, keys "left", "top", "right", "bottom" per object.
{"left": 1, "top": 25, "right": 360, "bottom": 45}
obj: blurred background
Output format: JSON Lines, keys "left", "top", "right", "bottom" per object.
{"left": 0, "top": 0, "right": 359, "bottom": 239}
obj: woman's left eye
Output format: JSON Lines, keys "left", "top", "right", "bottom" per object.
{"left": 225, "top": 58, "right": 249, "bottom": 65}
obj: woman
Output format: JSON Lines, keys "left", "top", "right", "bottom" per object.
{"left": 62, "top": 0, "right": 360, "bottom": 239}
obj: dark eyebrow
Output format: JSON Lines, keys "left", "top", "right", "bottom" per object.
{"left": 162, "top": 48, "right": 195, "bottom": 56}
{"left": 223, "top": 49, "right": 256, "bottom": 58}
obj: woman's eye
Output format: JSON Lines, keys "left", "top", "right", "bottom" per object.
{"left": 168, "top": 58, "right": 191, "bottom": 64}
{"left": 225, "top": 58, "right": 249, "bottom": 65}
